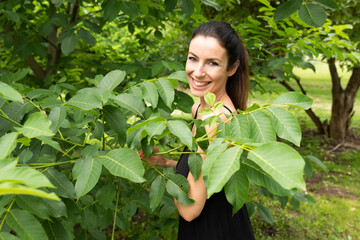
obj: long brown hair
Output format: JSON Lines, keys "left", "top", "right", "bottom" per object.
{"left": 191, "top": 21, "right": 249, "bottom": 110}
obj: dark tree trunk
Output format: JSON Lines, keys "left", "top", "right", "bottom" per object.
{"left": 328, "top": 58, "right": 360, "bottom": 140}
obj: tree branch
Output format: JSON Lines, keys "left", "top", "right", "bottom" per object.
{"left": 279, "top": 80, "right": 327, "bottom": 135}
{"left": 345, "top": 66, "right": 360, "bottom": 99}
{"left": 328, "top": 58, "right": 343, "bottom": 95}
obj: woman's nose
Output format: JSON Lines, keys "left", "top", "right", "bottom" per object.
{"left": 193, "top": 63, "right": 206, "bottom": 78}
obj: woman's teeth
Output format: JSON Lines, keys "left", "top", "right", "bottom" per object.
{"left": 194, "top": 80, "right": 210, "bottom": 86}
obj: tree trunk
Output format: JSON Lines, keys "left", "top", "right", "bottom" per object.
{"left": 328, "top": 58, "right": 360, "bottom": 140}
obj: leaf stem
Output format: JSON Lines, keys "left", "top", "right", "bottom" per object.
{"left": 0, "top": 110, "right": 22, "bottom": 127}
{"left": 0, "top": 197, "right": 15, "bottom": 231}
{"left": 23, "top": 96, "right": 46, "bottom": 115}
{"left": 27, "top": 160, "right": 77, "bottom": 169}
{"left": 111, "top": 181, "right": 121, "bottom": 240}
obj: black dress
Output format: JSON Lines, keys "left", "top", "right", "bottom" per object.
{"left": 175, "top": 105, "right": 255, "bottom": 240}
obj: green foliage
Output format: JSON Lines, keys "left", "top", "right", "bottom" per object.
{"left": 0, "top": 0, "right": 348, "bottom": 238}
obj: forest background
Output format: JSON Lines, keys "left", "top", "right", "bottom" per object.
{"left": 0, "top": 0, "right": 359, "bottom": 239}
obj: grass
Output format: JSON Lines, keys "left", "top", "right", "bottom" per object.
{"left": 250, "top": 61, "right": 360, "bottom": 239}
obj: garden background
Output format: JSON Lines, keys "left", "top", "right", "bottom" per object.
{"left": 0, "top": 0, "right": 359, "bottom": 239}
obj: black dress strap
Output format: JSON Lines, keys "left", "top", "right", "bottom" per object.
{"left": 223, "top": 105, "right": 232, "bottom": 114}
{"left": 194, "top": 103, "right": 201, "bottom": 119}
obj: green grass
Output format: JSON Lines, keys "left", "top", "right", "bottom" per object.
{"left": 250, "top": 61, "right": 360, "bottom": 239}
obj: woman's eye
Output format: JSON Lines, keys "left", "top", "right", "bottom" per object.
{"left": 209, "top": 61, "right": 218, "bottom": 66}
{"left": 188, "top": 56, "right": 196, "bottom": 61}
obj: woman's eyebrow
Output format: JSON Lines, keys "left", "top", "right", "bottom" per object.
{"left": 188, "top": 52, "right": 221, "bottom": 62}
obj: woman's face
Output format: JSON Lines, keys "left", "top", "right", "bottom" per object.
{"left": 186, "top": 35, "right": 235, "bottom": 99}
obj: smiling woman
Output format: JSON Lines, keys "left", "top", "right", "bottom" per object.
{"left": 142, "top": 21, "right": 254, "bottom": 239}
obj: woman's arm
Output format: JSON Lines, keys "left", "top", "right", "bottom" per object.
{"left": 139, "top": 146, "right": 177, "bottom": 168}
{"left": 174, "top": 104, "right": 233, "bottom": 222}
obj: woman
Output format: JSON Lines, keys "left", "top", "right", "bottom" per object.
{"left": 144, "top": 21, "right": 255, "bottom": 239}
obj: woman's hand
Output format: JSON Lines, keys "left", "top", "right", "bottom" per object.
{"left": 138, "top": 146, "right": 177, "bottom": 168}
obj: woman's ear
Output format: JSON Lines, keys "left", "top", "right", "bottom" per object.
{"left": 227, "top": 60, "right": 240, "bottom": 77}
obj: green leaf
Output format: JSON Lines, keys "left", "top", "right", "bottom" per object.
{"left": 207, "top": 146, "right": 243, "bottom": 197}
{"left": 298, "top": 3, "right": 327, "bottom": 27}
{"left": 48, "top": 106, "right": 66, "bottom": 132}
{"left": 0, "top": 158, "right": 17, "bottom": 170}
{"left": 313, "top": 0, "right": 337, "bottom": 10}
{"left": 165, "top": 173, "right": 194, "bottom": 205}
{"left": 168, "top": 71, "right": 188, "bottom": 83}
{"left": 180, "top": 0, "right": 194, "bottom": 17}
{"left": 167, "top": 120, "right": 193, "bottom": 149}
{"left": 204, "top": 92, "right": 216, "bottom": 107}
{"left": 0, "top": 183, "right": 59, "bottom": 200}
{"left": 41, "top": 198, "right": 67, "bottom": 218}
{"left": 74, "top": 157, "right": 102, "bottom": 198}
{"left": 188, "top": 152, "right": 202, "bottom": 181}
{"left": 213, "top": 101, "right": 224, "bottom": 111}
{"left": 230, "top": 114, "right": 250, "bottom": 141}
{"left": 0, "top": 232, "right": 21, "bottom": 240}
{"left": 151, "top": 61, "right": 164, "bottom": 76}
{"left": 202, "top": 138, "right": 227, "bottom": 176}
{"left": 149, "top": 175, "right": 165, "bottom": 211}
{"left": 113, "top": 93, "right": 145, "bottom": 117}
{"left": 247, "top": 110, "right": 276, "bottom": 143}
{"left": 266, "top": 106, "right": 301, "bottom": 146}
{"left": 61, "top": 32, "right": 78, "bottom": 55}
{"left": 145, "top": 122, "right": 166, "bottom": 140}
{"left": 77, "top": 28, "right": 96, "bottom": 46}
{"left": 202, "top": 0, "right": 221, "bottom": 10}
{"left": 43, "top": 219, "right": 71, "bottom": 240}
{"left": 274, "top": 0, "right": 303, "bottom": 21}
{"left": 103, "top": 105, "right": 127, "bottom": 146}
{"left": 44, "top": 168, "right": 76, "bottom": 198}
{"left": 16, "top": 195, "right": 50, "bottom": 219}
{"left": 103, "top": 0, "right": 121, "bottom": 22}
{"left": 66, "top": 90, "right": 102, "bottom": 110}
{"left": 305, "top": 155, "right": 329, "bottom": 173}
{"left": 156, "top": 78, "right": 175, "bottom": 108}
{"left": 248, "top": 142, "right": 306, "bottom": 190}
{"left": 255, "top": 202, "right": 275, "bottom": 224}
{"left": 243, "top": 159, "right": 291, "bottom": 196}
{"left": 5, "top": 10, "right": 19, "bottom": 22}
{"left": 15, "top": 112, "right": 53, "bottom": 138}
{"left": 0, "top": 167, "right": 54, "bottom": 189}
{"left": 224, "top": 166, "right": 249, "bottom": 215}
{"left": 37, "top": 136, "right": 62, "bottom": 151}
{"left": 0, "top": 132, "right": 17, "bottom": 160}
{"left": 141, "top": 81, "right": 159, "bottom": 108}
{"left": 98, "top": 148, "right": 145, "bottom": 183}
{"left": 119, "top": 2, "right": 139, "bottom": 19}
{"left": 199, "top": 108, "right": 213, "bottom": 115}
{"left": 165, "top": 0, "right": 177, "bottom": 12}
{"left": 51, "top": 0, "right": 63, "bottom": 7}
{"left": 98, "top": 70, "right": 126, "bottom": 104}
{"left": 127, "top": 116, "right": 166, "bottom": 135}
{"left": 6, "top": 209, "right": 48, "bottom": 240}
{"left": 274, "top": 92, "right": 313, "bottom": 110}
{"left": 0, "top": 82, "right": 23, "bottom": 103}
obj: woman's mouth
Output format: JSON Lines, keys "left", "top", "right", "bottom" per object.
{"left": 193, "top": 79, "right": 211, "bottom": 87}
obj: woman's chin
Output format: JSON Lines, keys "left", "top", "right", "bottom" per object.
{"left": 189, "top": 88, "right": 207, "bottom": 98}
